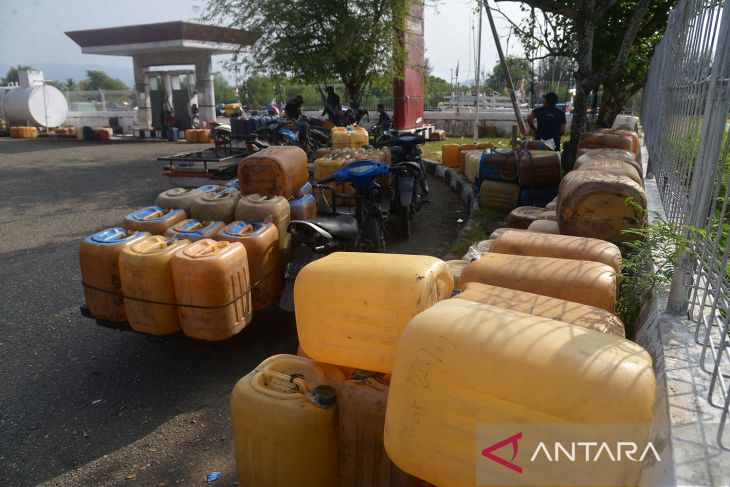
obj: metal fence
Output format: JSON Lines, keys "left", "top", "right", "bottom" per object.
{"left": 642, "top": 0, "right": 730, "bottom": 447}
{"left": 64, "top": 90, "right": 137, "bottom": 112}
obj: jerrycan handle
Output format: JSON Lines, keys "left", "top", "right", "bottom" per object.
{"left": 257, "top": 369, "right": 337, "bottom": 408}
{"left": 100, "top": 228, "right": 134, "bottom": 241}
{"left": 141, "top": 209, "right": 164, "bottom": 221}
{"left": 194, "top": 241, "right": 227, "bottom": 256}
{"left": 232, "top": 223, "right": 254, "bottom": 236}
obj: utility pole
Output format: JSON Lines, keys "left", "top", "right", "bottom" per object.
{"left": 485, "top": 0, "right": 528, "bottom": 137}
{"left": 473, "top": 0, "right": 483, "bottom": 143}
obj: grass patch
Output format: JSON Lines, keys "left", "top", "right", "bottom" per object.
{"left": 471, "top": 208, "right": 506, "bottom": 221}
{"left": 450, "top": 226, "right": 489, "bottom": 257}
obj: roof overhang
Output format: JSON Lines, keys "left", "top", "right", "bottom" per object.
{"left": 65, "top": 21, "right": 256, "bottom": 57}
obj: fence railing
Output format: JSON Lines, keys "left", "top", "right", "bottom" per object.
{"left": 642, "top": 0, "right": 730, "bottom": 448}
{"left": 64, "top": 90, "right": 137, "bottom": 112}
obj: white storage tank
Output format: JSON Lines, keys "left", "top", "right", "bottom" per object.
{"left": 0, "top": 84, "right": 69, "bottom": 127}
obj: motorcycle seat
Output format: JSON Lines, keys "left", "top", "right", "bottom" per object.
{"left": 302, "top": 214, "right": 359, "bottom": 241}
{"left": 393, "top": 134, "right": 426, "bottom": 146}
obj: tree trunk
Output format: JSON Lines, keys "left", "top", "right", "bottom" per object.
{"left": 596, "top": 84, "right": 629, "bottom": 128}
{"left": 562, "top": 0, "right": 596, "bottom": 172}
{"left": 343, "top": 80, "right": 363, "bottom": 106}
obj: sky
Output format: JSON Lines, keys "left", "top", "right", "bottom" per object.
{"left": 0, "top": 0, "right": 526, "bottom": 86}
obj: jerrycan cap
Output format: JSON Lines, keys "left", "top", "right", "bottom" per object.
{"left": 311, "top": 385, "right": 337, "bottom": 407}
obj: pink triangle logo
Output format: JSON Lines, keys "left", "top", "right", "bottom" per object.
{"left": 481, "top": 432, "right": 523, "bottom": 474}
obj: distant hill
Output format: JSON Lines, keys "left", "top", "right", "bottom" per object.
{"left": 0, "top": 62, "right": 134, "bottom": 88}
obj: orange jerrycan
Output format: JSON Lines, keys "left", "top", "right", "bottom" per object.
{"left": 289, "top": 193, "right": 317, "bottom": 220}
{"left": 172, "top": 239, "right": 252, "bottom": 341}
{"left": 123, "top": 206, "right": 187, "bottom": 235}
{"left": 294, "top": 252, "right": 454, "bottom": 373}
{"left": 490, "top": 229, "right": 622, "bottom": 273}
{"left": 527, "top": 219, "right": 560, "bottom": 234}
{"left": 235, "top": 194, "right": 291, "bottom": 255}
{"left": 339, "top": 371, "right": 422, "bottom": 487}
{"left": 575, "top": 147, "right": 643, "bottom": 177}
{"left": 384, "top": 299, "right": 655, "bottom": 487}
{"left": 459, "top": 252, "right": 617, "bottom": 312}
{"left": 231, "top": 354, "right": 345, "bottom": 487}
{"left": 558, "top": 170, "right": 647, "bottom": 245}
{"left": 441, "top": 143, "right": 460, "bottom": 167}
{"left": 237, "top": 146, "right": 309, "bottom": 198}
{"left": 119, "top": 236, "right": 190, "bottom": 335}
{"left": 79, "top": 228, "right": 150, "bottom": 322}
{"left": 505, "top": 206, "right": 545, "bottom": 229}
{"left": 454, "top": 281, "right": 625, "bottom": 336}
{"left": 217, "top": 221, "right": 282, "bottom": 310}
{"left": 164, "top": 219, "right": 226, "bottom": 242}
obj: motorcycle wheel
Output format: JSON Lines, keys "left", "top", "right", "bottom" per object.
{"left": 362, "top": 217, "right": 384, "bottom": 252}
{"left": 398, "top": 204, "right": 411, "bottom": 239}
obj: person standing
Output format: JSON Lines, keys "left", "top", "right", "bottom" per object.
{"left": 321, "top": 86, "right": 341, "bottom": 121}
{"left": 526, "top": 92, "right": 566, "bottom": 150}
{"left": 284, "top": 95, "right": 303, "bottom": 121}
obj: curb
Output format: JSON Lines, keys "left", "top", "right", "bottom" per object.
{"left": 423, "top": 159, "right": 477, "bottom": 214}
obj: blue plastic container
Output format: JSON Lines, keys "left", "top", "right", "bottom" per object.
{"left": 226, "top": 179, "right": 240, "bottom": 190}
{"left": 197, "top": 184, "right": 221, "bottom": 193}
{"left": 167, "top": 127, "right": 179, "bottom": 142}
{"left": 518, "top": 187, "right": 559, "bottom": 207}
{"left": 299, "top": 181, "right": 313, "bottom": 196}
{"left": 164, "top": 219, "right": 226, "bottom": 241}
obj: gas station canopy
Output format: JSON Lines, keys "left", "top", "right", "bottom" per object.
{"left": 65, "top": 21, "right": 256, "bottom": 56}
{"left": 65, "top": 21, "right": 256, "bottom": 130}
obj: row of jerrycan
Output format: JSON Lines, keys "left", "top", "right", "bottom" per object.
{"left": 79, "top": 230, "right": 253, "bottom": 341}
{"left": 231, "top": 243, "right": 655, "bottom": 486}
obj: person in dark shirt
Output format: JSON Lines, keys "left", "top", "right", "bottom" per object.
{"left": 284, "top": 95, "right": 303, "bottom": 121}
{"left": 527, "top": 92, "right": 566, "bottom": 150}
{"left": 375, "top": 104, "right": 391, "bottom": 127}
{"left": 321, "top": 86, "right": 341, "bottom": 121}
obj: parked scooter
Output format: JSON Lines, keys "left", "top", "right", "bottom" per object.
{"left": 279, "top": 159, "right": 390, "bottom": 311}
{"left": 373, "top": 128, "right": 430, "bottom": 238}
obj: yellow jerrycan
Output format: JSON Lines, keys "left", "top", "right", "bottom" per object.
{"left": 294, "top": 252, "right": 453, "bottom": 373}
{"left": 230, "top": 354, "right": 345, "bottom": 487}
{"left": 384, "top": 299, "right": 656, "bottom": 487}
{"left": 119, "top": 236, "right": 190, "bottom": 335}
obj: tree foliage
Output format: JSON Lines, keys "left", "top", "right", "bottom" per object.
{"left": 213, "top": 74, "right": 238, "bottom": 104}
{"left": 201, "top": 0, "right": 418, "bottom": 102}
{"left": 494, "top": 0, "right": 667, "bottom": 166}
{"left": 81, "top": 70, "right": 128, "bottom": 91}
{"left": 2, "top": 65, "right": 32, "bottom": 85}
{"left": 487, "top": 56, "right": 534, "bottom": 92}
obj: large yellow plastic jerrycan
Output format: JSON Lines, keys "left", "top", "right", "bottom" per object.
{"left": 230, "top": 354, "right": 345, "bottom": 487}
{"left": 119, "top": 236, "right": 190, "bottom": 335}
{"left": 384, "top": 299, "right": 656, "bottom": 487}
{"left": 294, "top": 252, "right": 453, "bottom": 373}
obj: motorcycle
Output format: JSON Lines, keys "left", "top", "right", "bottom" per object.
{"left": 279, "top": 159, "right": 390, "bottom": 311}
{"left": 373, "top": 128, "right": 429, "bottom": 238}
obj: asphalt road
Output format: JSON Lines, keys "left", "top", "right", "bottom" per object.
{"left": 0, "top": 138, "right": 464, "bottom": 486}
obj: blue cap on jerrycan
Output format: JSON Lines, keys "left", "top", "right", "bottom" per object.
{"left": 128, "top": 206, "right": 184, "bottom": 222}
{"left": 86, "top": 228, "right": 147, "bottom": 245}
{"left": 311, "top": 385, "right": 337, "bottom": 407}
{"left": 222, "top": 221, "right": 269, "bottom": 238}
{"left": 196, "top": 184, "right": 220, "bottom": 193}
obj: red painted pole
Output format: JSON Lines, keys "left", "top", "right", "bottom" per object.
{"left": 393, "top": 2, "right": 425, "bottom": 131}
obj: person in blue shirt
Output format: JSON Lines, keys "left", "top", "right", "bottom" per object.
{"left": 527, "top": 92, "right": 566, "bottom": 150}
